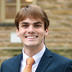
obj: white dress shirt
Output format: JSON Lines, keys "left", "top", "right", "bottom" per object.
{"left": 20, "top": 45, "right": 46, "bottom": 72}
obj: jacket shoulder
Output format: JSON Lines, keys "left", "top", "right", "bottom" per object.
{"left": 1, "top": 54, "right": 22, "bottom": 66}
{"left": 46, "top": 48, "right": 72, "bottom": 63}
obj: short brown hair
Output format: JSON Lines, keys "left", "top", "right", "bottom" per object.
{"left": 15, "top": 4, "right": 49, "bottom": 30}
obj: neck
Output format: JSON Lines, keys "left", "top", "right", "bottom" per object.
{"left": 23, "top": 43, "right": 44, "bottom": 57}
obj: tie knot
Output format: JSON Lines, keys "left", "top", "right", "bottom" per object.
{"left": 26, "top": 57, "right": 35, "bottom": 65}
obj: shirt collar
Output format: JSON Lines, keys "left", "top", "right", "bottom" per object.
{"left": 33, "top": 45, "right": 46, "bottom": 64}
{"left": 22, "top": 45, "right": 46, "bottom": 64}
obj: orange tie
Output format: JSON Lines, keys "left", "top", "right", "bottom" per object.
{"left": 23, "top": 57, "right": 35, "bottom": 72}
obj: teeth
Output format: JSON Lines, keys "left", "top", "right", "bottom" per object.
{"left": 27, "top": 37, "right": 35, "bottom": 38}
{"left": 25, "top": 36, "right": 38, "bottom": 38}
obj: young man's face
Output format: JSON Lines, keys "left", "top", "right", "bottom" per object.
{"left": 16, "top": 18, "right": 48, "bottom": 47}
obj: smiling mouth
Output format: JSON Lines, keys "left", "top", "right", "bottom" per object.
{"left": 25, "top": 35, "right": 38, "bottom": 39}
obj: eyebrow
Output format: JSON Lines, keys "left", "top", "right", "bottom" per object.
{"left": 34, "top": 22, "right": 42, "bottom": 25}
{"left": 21, "top": 22, "right": 29, "bottom": 25}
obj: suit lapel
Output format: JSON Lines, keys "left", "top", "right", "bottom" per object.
{"left": 35, "top": 48, "right": 53, "bottom": 72}
{"left": 11, "top": 54, "right": 23, "bottom": 72}
{"left": 17, "top": 54, "right": 23, "bottom": 72}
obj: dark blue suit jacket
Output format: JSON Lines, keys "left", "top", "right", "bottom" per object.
{"left": 0, "top": 48, "right": 72, "bottom": 72}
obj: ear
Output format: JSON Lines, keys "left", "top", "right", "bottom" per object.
{"left": 16, "top": 29, "right": 20, "bottom": 37}
{"left": 45, "top": 29, "right": 48, "bottom": 36}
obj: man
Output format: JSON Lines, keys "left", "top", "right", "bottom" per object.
{"left": 0, "top": 4, "right": 72, "bottom": 72}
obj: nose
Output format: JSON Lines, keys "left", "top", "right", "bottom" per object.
{"left": 28, "top": 25, "right": 35, "bottom": 34}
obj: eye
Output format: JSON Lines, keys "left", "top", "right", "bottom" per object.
{"left": 34, "top": 22, "right": 42, "bottom": 28}
{"left": 34, "top": 24, "right": 42, "bottom": 28}
{"left": 21, "top": 24, "right": 29, "bottom": 28}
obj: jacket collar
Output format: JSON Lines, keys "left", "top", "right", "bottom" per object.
{"left": 35, "top": 48, "right": 53, "bottom": 72}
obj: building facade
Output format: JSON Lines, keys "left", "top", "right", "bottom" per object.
{"left": 0, "top": 0, "right": 37, "bottom": 23}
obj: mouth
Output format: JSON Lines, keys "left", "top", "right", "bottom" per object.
{"left": 25, "top": 35, "right": 38, "bottom": 39}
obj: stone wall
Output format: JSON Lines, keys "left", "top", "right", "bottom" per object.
{"left": 37, "top": 0, "right": 72, "bottom": 49}
{"left": 0, "top": 0, "right": 72, "bottom": 65}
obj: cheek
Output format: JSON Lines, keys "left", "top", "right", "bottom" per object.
{"left": 19, "top": 28, "right": 24, "bottom": 32}
{"left": 19, "top": 28, "right": 26, "bottom": 33}
{"left": 17, "top": 31, "right": 24, "bottom": 37}
{"left": 38, "top": 31, "right": 45, "bottom": 37}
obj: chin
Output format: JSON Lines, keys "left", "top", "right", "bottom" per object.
{"left": 24, "top": 43, "right": 39, "bottom": 47}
